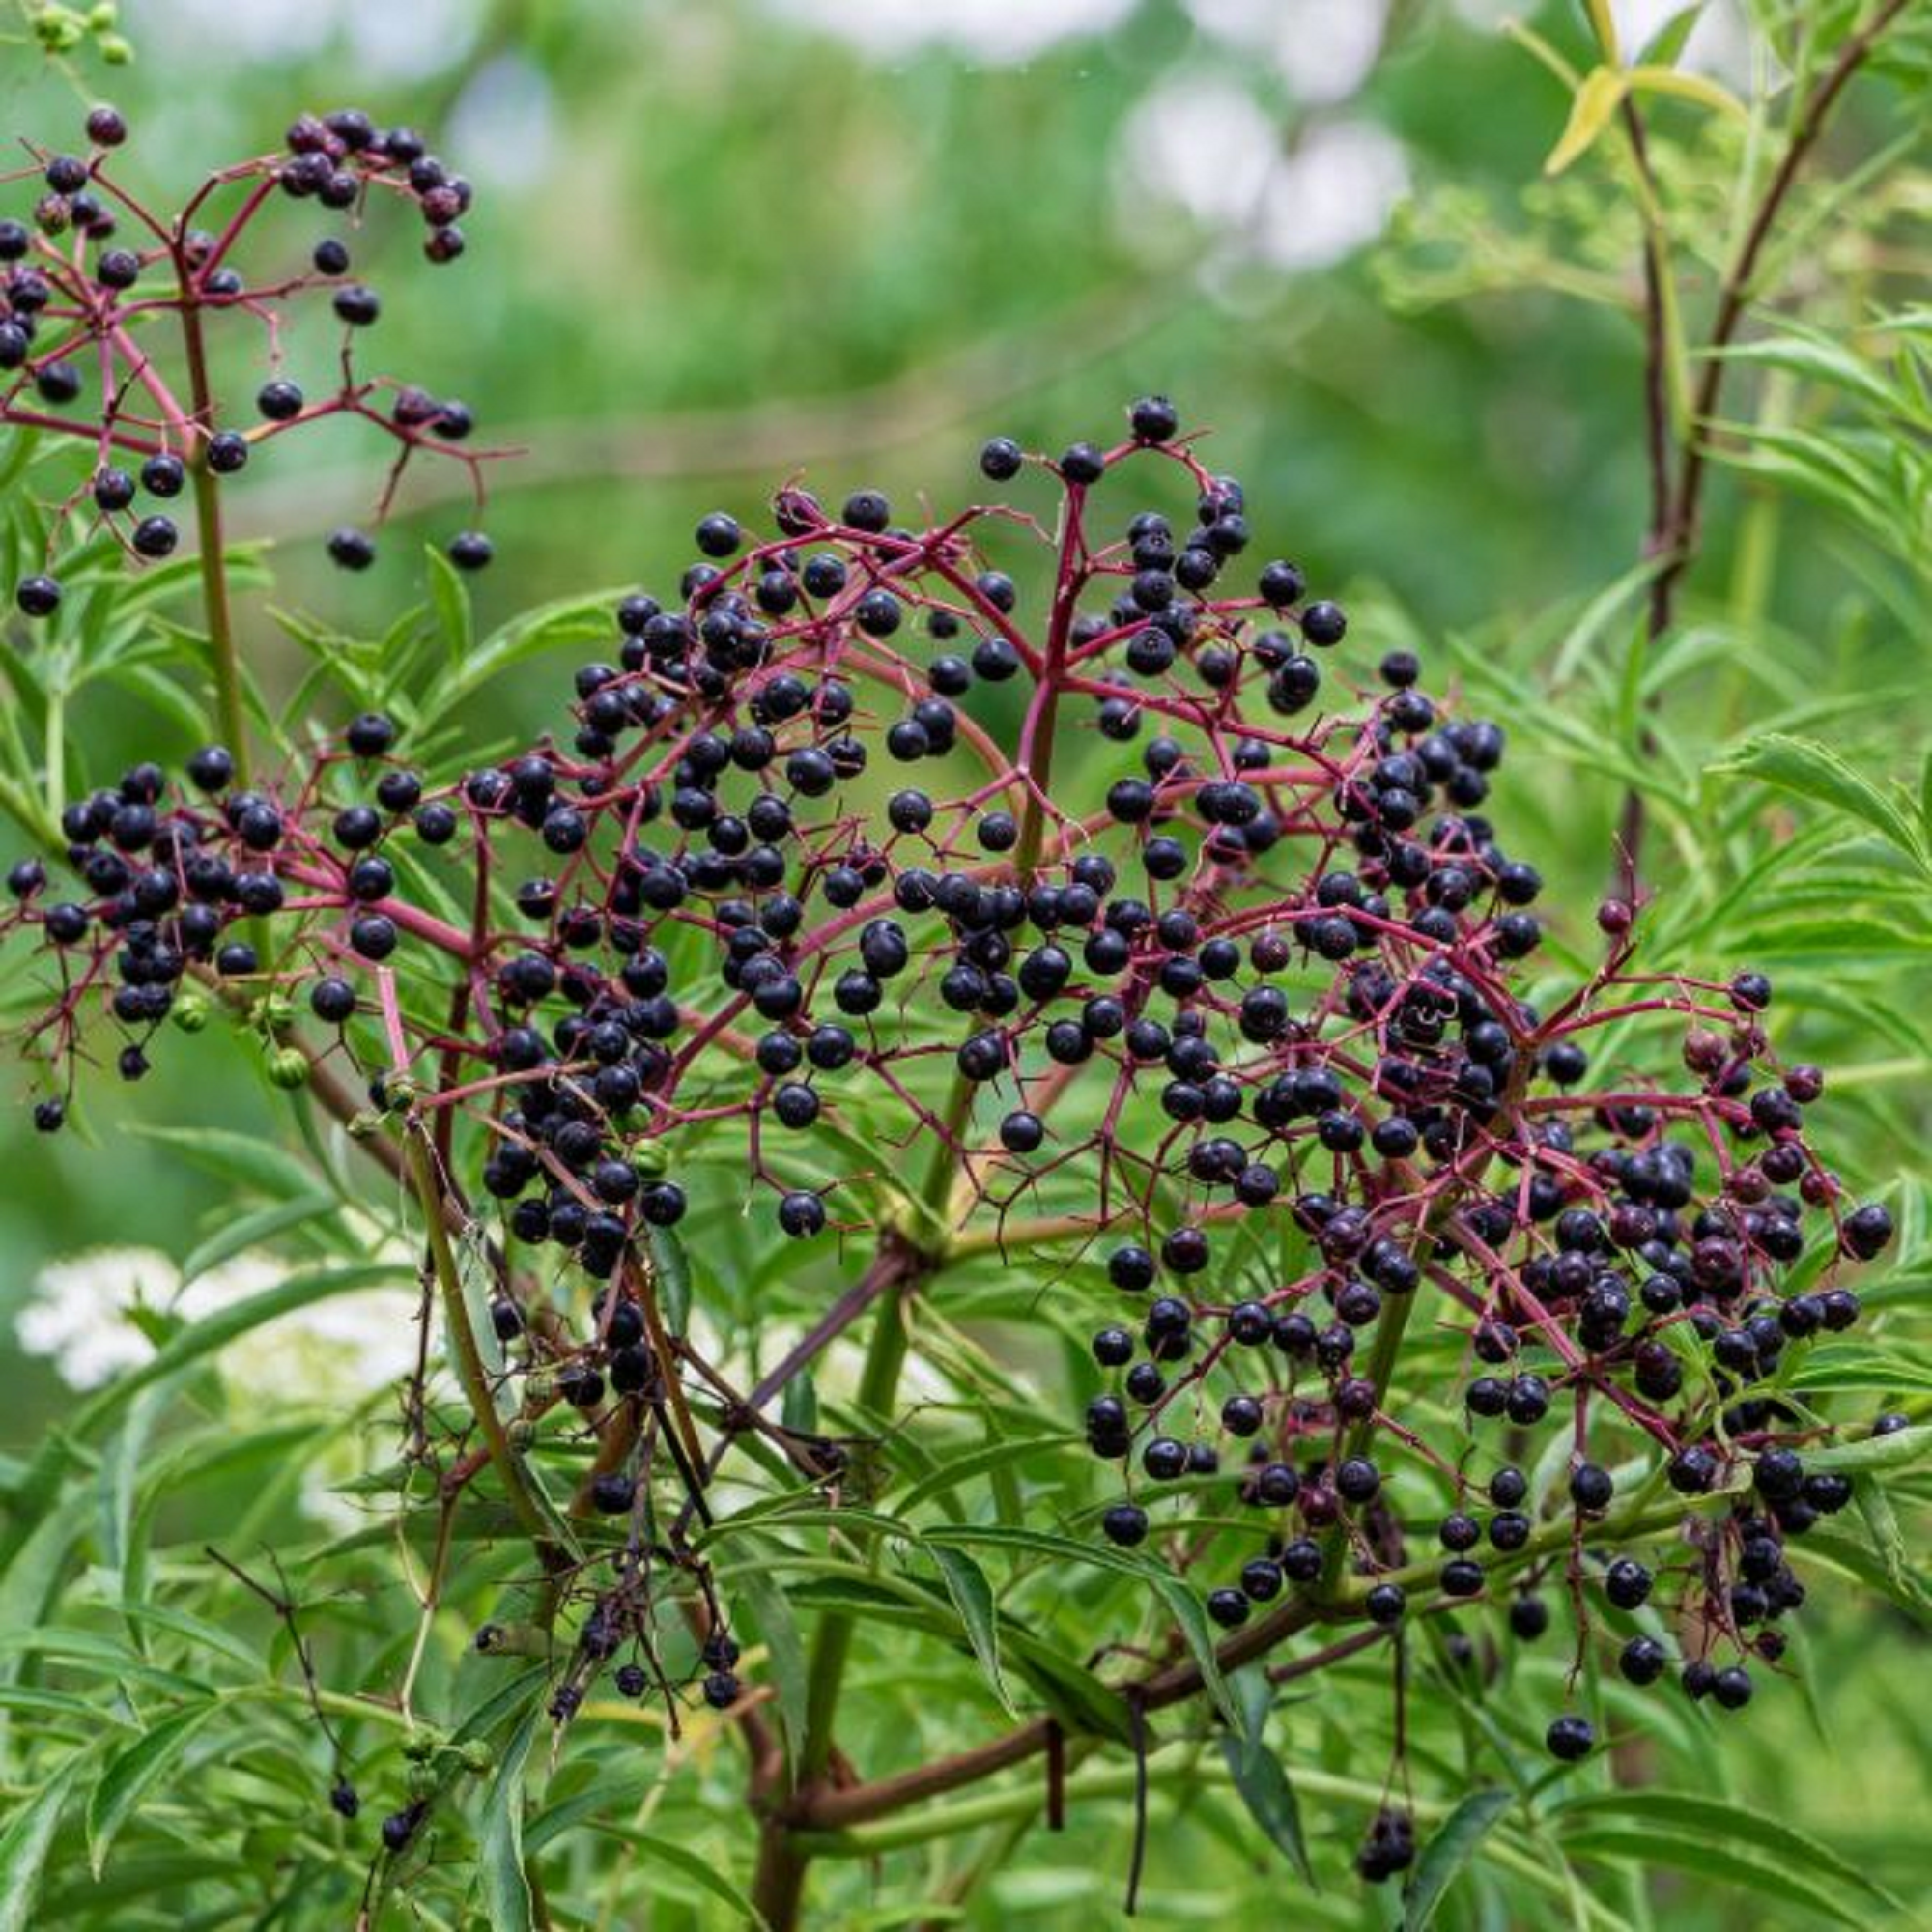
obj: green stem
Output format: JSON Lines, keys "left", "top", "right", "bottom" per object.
{"left": 403, "top": 1130, "right": 563, "bottom": 1561}
{"left": 766, "top": 1073, "right": 980, "bottom": 1923}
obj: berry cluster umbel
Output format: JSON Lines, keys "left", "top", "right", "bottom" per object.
{"left": 2, "top": 376, "right": 1904, "bottom": 1854}
{"left": 0, "top": 102, "right": 501, "bottom": 613}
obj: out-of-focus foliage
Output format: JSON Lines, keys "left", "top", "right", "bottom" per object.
{"left": 1, "top": 3, "right": 1929, "bottom": 1928}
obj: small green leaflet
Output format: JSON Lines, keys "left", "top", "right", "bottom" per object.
{"left": 922, "top": 1524, "right": 1240, "bottom": 1733}
{"left": 478, "top": 1707, "right": 539, "bottom": 1931}
{"left": 1216, "top": 1731, "right": 1315, "bottom": 1888}
{"left": 735, "top": 1557, "right": 810, "bottom": 1776}
{"left": 86, "top": 1702, "right": 218, "bottom": 1878}
{"left": 1403, "top": 1787, "right": 1512, "bottom": 1929}
{"left": 458, "top": 1222, "right": 519, "bottom": 1425}
{"left": 1804, "top": 1424, "right": 1931, "bottom": 1475}
{"left": 0, "top": 1755, "right": 84, "bottom": 1932}
{"left": 648, "top": 1224, "right": 692, "bottom": 1334}
{"left": 622, "top": 1833, "right": 770, "bottom": 1927}
{"left": 928, "top": 1545, "right": 1014, "bottom": 1715}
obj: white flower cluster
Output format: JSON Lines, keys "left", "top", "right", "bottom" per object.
{"left": 16, "top": 1241, "right": 420, "bottom": 1394}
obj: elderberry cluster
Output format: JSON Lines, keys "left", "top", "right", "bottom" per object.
{"left": 3, "top": 386, "right": 1904, "bottom": 1794}
{"left": 1, "top": 103, "right": 497, "bottom": 612}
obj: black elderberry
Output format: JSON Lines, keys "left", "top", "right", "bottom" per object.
{"left": 1547, "top": 1715, "right": 1595, "bottom": 1761}
{"left": 1207, "top": 1587, "right": 1250, "bottom": 1629}
{"left": 333, "top": 282, "right": 381, "bottom": 326}
{"left": 130, "top": 515, "right": 178, "bottom": 558}
{"left": 980, "top": 436, "right": 1023, "bottom": 480}
{"left": 1570, "top": 1463, "right": 1614, "bottom": 1513}
{"left": 1509, "top": 1595, "right": 1549, "bottom": 1640}
{"left": 15, "top": 574, "right": 61, "bottom": 617}
{"left": 1604, "top": 1557, "right": 1652, "bottom": 1608}
{"left": 141, "top": 453, "right": 185, "bottom": 497}
{"left": 1365, "top": 1582, "right": 1406, "bottom": 1626}
{"left": 1712, "top": 1664, "right": 1754, "bottom": 1710}
{"left": 257, "top": 378, "right": 305, "bottom": 421}
{"left": 328, "top": 526, "right": 376, "bottom": 570}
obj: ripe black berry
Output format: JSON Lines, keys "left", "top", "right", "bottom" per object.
{"left": 141, "top": 453, "right": 185, "bottom": 497}
{"left": 15, "top": 574, "right": 60, "bottom": 617}
{"left": 257, "top": 379, "right": 305, "bottom": 421}
{"left": 1547, "top": 1715, "right": 1595, "bottom": 1761}
{"left": 1059, "top": 441, "right": 1105, "bottom": 485}
{"left": 1620, "top": 1635, "right": 1668, "bottom": 1685}
{"left": 980, "top": 436, "right": 1023, "bottom": 480}
{"left": 1128, "top": 394, "right": 1179, "bottom": 442}
{"left": 333, "top": 283, "right": 381, "bottom": 326}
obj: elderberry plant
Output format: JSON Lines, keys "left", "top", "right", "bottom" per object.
{"left": 0, "top": 83, "right": 1925, "bottom": 1932}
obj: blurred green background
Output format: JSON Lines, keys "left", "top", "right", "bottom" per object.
{"left": 3, "top": 2, "right": 1928, "bottom": 1921}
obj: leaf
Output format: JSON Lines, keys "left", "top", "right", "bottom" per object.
{"left": 893, "top": 1435, "right": 1076, "bottom": 1518}
{"left": 1713, "top": 733, "right": 1926, "bottom": 866}
{"left": 1626, "top": 64, "right": 1747, "bottom": 119}
{"left": 123, "top": 1125, "right": 322, "bottom": 1200}
{"left": 1784, "top": 1526, "right": 1932, "bottom": 1628}
{"left": 455, "top": 1223, "right": 518, "bottom": 1426}
{"left": 613, "top": 1833, "right": 769, "bottom": 1928}
{"left": 178, "top": 1189, "right": 340, "bottom": 1286}
{"left": 1638, "top": 3, "right": 1706, "bottom": 66}
{"left": 1804, "top": 1424, "right": 1932, "bottom": 1475}
{"left": 0, "top": 1755, "right": 84, "bottom": 1932}
{"left": 1217, "top": 1732, "right": 1315, "bottom": 1888}
{"left": 425, "top": 545, "right": 473, "bottom": 664}
{"left": 1544, "top": 66, "right": 1629, "bottom": 176}
{"left": 922, "top": 1524, "right": 1238, "bottom": 1733}
{"left": 735, "top": 1556, "right": 810, "bottom": 1775}
{"left": 1557, "top": 1827, "right": 1863, "bottom": 1926}
{"left": 86, "top": 1702, "right": 217, "bottom": 1879}
{"left": 1404, "top": 1788, "right": 1514, "bottom": 1930}
{"left": 928, "top": 1545, "right": 1014, "bottom": 1716}
{"left": 648, "top": 1225, "right": 692, "bottom": 1335}
{"left": 781, "top": 1372, "right": 818, "bottom": 1438}
{"left": 1553, "top": 1789, "right": 1904, "bottom": 1914}
{"left": 477, "top": 1707, "right": 538, "bottom": 1932}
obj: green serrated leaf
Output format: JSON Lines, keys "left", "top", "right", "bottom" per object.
{"left": 1804, "top": 1424, "right": 1932, "bottom": 1474}
{"left": 922, "top": 1524, "right": 1238, "bottom": 1732}
{"left": 122, "top": 1125, "right": 322, "bottom": 1201}
{"left": 0, "top": 1755, "right": 84, "bottom": 1932}
{"left": 477, "top": 1707, "right": 538, "bottom": 1931}
{"left": 1217, "top": 1731, "right": 1316, "bottom": 1887}
{"left": 1713, "top": 733, "right": 1926, "bottom": 866}
{"left": 928, "top": 1545, "right": 1014, "bottom": 1716}
{"left": 1553, "top": 1789, "right": 1902, "bottom": 1913}
{"left": 619, "top": 1833, "right": 769, "bottom": 1928}
{"left": 781, "top": 1371, "right": 818, "bottom": 1438}
{"left": 1404, "top": 1788, "right": 1514, "bottom": 1930}
{"left": 425, "top": 545, "right": 474, "bottom": 665}
{"left": 736, "top": 1556, "right": 810, "bottom": 1778}
{"left": 648, "top": 1224, "right": 692, "bottom": 1335}
{"left": 86, "top": 1702, "right": 217, "bottom": 1880}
